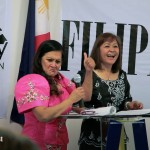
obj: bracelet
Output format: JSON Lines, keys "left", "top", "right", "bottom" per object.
{"left": 125, "top": 102, "right": 130, "bottom": 110}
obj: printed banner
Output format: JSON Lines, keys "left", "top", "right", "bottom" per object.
{"left": 60, "top": 0, "right": 150, "bottom": 109}
{"left": 59, "top": 1, "right": 150, "bottom": 149}
{"left": 0, "top": 0, "right": 11, "bottom": 118}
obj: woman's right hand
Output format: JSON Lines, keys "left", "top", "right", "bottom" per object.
{"left": 84, "top": 52, "right": 95, "bottom": 72}
{"left": 69, "top": 87, "right": 85, "bottom": 103}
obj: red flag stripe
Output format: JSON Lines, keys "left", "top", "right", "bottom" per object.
{"left": 35, "top": 32, "right": 50, "bottom": 51}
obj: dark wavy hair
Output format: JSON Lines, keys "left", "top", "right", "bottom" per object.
{"left": 32, "top": 40, "right": 63, "bottom": 95}
{"left": 90, "top": 32, "right": 122, "bottom": 73}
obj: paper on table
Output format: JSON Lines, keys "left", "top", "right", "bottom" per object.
{"left": 115, "top": 109, "right": 150, "bottom": 116}
{"left": 80, "top": 106, "right": 116, "bottom": 116}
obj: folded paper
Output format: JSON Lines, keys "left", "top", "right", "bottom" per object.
{"left": 80, "top": 106, "right": 116, "bottom": 116}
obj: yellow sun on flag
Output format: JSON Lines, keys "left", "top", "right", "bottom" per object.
{"left": 37, "top": 0, "right": 48, "bottom": 14}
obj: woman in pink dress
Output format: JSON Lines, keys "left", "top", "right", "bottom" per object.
{"left": 14, "top": 40, "right": 95, "bottom": 150}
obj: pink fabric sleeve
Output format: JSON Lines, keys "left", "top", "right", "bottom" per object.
{"left": 14, "top": 74, "right": 50, "bottom": 113}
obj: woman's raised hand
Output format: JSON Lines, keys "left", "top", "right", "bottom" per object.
{"left": 84, "top": 52, "right": 95, "bottom": 72}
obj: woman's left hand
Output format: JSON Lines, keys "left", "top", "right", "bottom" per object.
{"left": 129, "top": 101, "right": 143, "bottom": 110}
{"left": 84, "top": 52, "right": 95, "bottom": 71}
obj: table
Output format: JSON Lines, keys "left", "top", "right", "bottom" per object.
{"left": 61, "top": 111, "right": 150, "bottom": 150}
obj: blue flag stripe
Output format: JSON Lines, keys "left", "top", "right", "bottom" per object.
{"left": 10, "top": 0, "right": 35, "bottom": 125}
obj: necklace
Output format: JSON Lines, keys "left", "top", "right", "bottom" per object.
{"left": 95, "top": 69, "right": 112, "bottom": 81}
{"left": 106, "top": 71, "right": 112, "bottom": 81}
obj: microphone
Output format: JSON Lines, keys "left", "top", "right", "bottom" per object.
{"left": 73, "top": 74, "right": 85, "bottom": 108}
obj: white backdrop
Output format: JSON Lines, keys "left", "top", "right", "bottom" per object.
{"left": 0, "top": 0, "right": 150, "bottom": 150}
{"left": 0, "top": 0, "right": 11, "bottom": 118}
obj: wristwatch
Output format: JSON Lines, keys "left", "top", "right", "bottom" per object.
{"left": 125, "top": 101, "right": 130, "bottom": 110}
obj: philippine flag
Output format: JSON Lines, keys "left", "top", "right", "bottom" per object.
{"left": 10, "top": 0, "right": 50, "bottom": 125}
{"left": 35, "top": 0, "right": 50, "bottom": 51}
